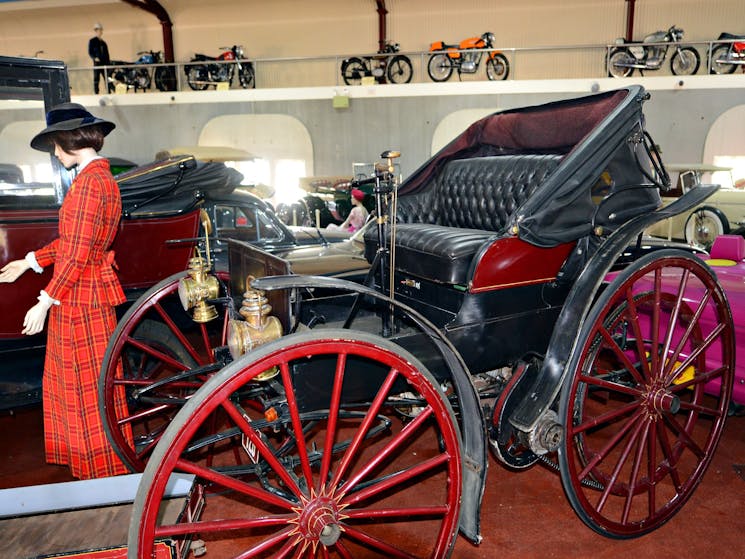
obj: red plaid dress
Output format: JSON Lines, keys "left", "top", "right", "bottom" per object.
{"left": 35, "top": 158, "right": 133, "bottom": 479}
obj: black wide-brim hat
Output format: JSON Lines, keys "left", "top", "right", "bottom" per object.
{"left": 30, "top": 102, "right": 115, "bottom": 152}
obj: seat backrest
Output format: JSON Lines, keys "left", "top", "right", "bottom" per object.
{"left": 395, "top": 154, "right": 562, "bottom": 232}
{"left": 435, "top": 154, "right": 562, "bottom": 231}
{"left": 709, "top": 234, "right": 745, "bottom": 262}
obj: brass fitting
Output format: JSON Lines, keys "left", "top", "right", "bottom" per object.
{"left": 178, "top": 252, "right": 220, "bottom": 323}
{"left": 227, "top": 276, "right": 283, "bottom": 379}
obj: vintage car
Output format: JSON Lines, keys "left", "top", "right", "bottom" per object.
{"left": 115, "top": 155, "right": 353, "bottom": 270}
{"left": 645, "top": 163, "right": 743, "bottom": 248}
{"left": 92, "top": 85, "right": 737, "bottom": 557}
{"left": 0, "top": 154, "right": 365, "bottom": 410}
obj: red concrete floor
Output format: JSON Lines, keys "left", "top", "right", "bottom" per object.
{"left": 2, "top": 404, "right": 743, "bottom": 558}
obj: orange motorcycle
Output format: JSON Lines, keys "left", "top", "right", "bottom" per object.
{"left": 427, "top": 32, "right": 509, "bottom": 81}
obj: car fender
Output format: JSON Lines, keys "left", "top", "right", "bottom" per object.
{"left": 251, "top": 274, "right": 487, "bottom": 544}
{"left": 509, "top": 184, "right": 720, "bottom": 432}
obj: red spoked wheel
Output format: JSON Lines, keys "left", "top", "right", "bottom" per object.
{"left": 100, "top": 270, "right": 231, "bottom": 472}
{"left": 128, "top": 329, "right": 462, "bottom": 559}
{"left": 558, "top": 250, "right": 734, "bottom": 538}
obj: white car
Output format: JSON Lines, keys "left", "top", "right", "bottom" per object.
{"left": 645, "top": 163, "right": 743, "bottom": 248}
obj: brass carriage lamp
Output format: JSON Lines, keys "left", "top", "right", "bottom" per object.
{"left": 177, "top": 209, "right": 220, "bottom": 323}
{"left": 177, "top": 248, "right": 220, "bottom": 323}
{"left": 227, "top": 276, "right": 283, "bottom": 378}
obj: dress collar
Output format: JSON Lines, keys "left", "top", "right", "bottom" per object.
{"left": 77, "top": 155, "right": 104, "bottom": 173}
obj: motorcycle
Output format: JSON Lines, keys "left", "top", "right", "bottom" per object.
{"left": 708, "top": 32, "right": 745, "bottom": 74}
{"left": 607, "top": 25, "right": 700, "bottom": 77}
{"left": 110, "top": 50, "right": 175, "bottom": 92}
{"left": 340, "top": 42, "right": 413, "bottom": 85}
{"left": 185, "top": 45, "right": 255, "bottom": 90}
{"left": 427, "top": 32, "right": 509, "bottom": 82}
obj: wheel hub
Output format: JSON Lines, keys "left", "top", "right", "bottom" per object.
{"left": 291, "top": 491, "right": 346, "bottom": 550}
{"left": 646, "top": 386, "right": 681, "bottom": 415}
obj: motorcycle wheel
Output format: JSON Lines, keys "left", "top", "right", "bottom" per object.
{"left": 427, "top": 53, "right": 453, "bottom": 82}
{"left": 185, "top": 64, "right": 209, "bottom": 91}
{"left": 486, "top": 53, "right": 510, "bottom": 80}
{"left": 154, "top": 67, "right": 177, "bottom": 91}
{"left": 608, "top": 49, "right": 634, "bottom": 78}
{"left": 341, "top": 57, "right": 367, "bottom": 86}
{"left": 135, "top": 68, "right": 151, "bottom": 91}
{"left": 386, "top": 54, "right": 413, "bottom": 84}
{"left": 709, "top": 45, "right": 737, "bottom": 75}
{"left": 238, "top": 63, "right": 255, "bottom": 88}
{"left": 671, "top": 47, "right": 700, "bottom": 75}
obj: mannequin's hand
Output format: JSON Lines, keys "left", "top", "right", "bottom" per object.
{"left": 22, "top": 299, "right": 52, "bottom": 336}
{"left": 0, "top": 259, "right": 30, "bottom": 283}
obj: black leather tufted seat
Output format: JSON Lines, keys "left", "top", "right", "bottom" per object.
{"left": 368, "top": 154, "right": 562, "bottom": 285}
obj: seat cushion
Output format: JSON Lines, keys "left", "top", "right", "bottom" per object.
{"left": 391, "top": 223, "right": 494, "bottom": 285}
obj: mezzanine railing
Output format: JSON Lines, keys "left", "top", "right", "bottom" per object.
{"left": 66, "top": 39, "right": 743, "bottom": 95}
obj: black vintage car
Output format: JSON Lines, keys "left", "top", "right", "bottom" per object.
{"left": 98, "top": 86, "right": 735, "bottom": 557}
{"left": 115, "top": 155, "right": 353, "bottom": 271}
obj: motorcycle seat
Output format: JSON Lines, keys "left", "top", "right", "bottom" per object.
{"left": 717, "top": 32, "right": 745, "bottom": 40}
{"left": 430, "top": 41, "right": 458, "bottom": 51}
{"left": 193, "top": 54, "right": 218, "bottom": 61}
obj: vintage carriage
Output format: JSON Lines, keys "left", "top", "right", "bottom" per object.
{"left": 96, "top": 85, "right": 735, "bottom": 558}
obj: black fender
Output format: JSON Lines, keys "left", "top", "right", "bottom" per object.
{"left": 508, "top": 184, "right": 720, "bottom": 432}
{"left": 251, "top": 274, "right": 486, "bottom": 544}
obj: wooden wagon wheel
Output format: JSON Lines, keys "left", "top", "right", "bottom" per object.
{"left": 558, "top": 250, "right": 734, "bottom": 538}
{"left": 99, "top": 270, "right": 232, "bottom": 472}
{"left": 128, "top": 329, "right": 462, "bottom": 559}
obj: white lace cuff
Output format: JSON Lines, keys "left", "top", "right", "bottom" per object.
{"left": 38, "top": 290, "right": 60, "bottom": 307}
{"left": 25, "top": 252, "right": 43, "bottom": 274}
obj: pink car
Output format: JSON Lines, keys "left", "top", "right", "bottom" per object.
{"left": 607, "top": 234, "right": 744, "bottom": 408}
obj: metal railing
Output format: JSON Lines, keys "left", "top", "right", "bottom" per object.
{"left": 66, "top": 39, "right": 744, "bottom": 95}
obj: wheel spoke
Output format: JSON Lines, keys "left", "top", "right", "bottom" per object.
{"left": 329, "top": 367, "right": 400, "bottom": 489}
{"left": 662, "top": 413, "right": 705, "bottom": 459}
{"left": 657, "top": 269, "right": 691, "bottom": 378}
{"left": 624, "top": 288, "right": 652, "bottom": 382}
{"left": 655, "top": 419, "right": 684, "bottom": 491}
{"left": 663, "top": 285, "right": 712, "bottom": 381}
{"left": 155, "top": 513, "right": 293, "bottom": 537}
{"left": 335, "top": 541, "right": 354, "bottom": 559}
{"left": 621, "top": 418, "right": 652, "bottom": 524}
{"left": 647, "top": 414, "right": 658, "bottom": 518}
{"left": 578, "top": 371, "right": 642, "bottom": 397}
{"left": 153, "top": 301, "right": 206, "bottom": 366}
{"left": 221, "top": 397, "right": 305, "bottom": 498}
{"left": 341, "top": 525, "right": 417, "bottom": 559}
{"left": 279, "top": 361, "right": 315, "bottom": 492}
{"left": 571, "top": 399, "right": 640, "bottom": 435}
{"left": 231, "top": 527, "right": 294, "bottom": 559}
{"left": 671, "top": 365, "right": 727, "bottom": 394}
{"left": 665, "top": 322, "right": 725, "bottom": 386}
{"left": 650, "top": 268, "right": 662, "bottom": 376}
{"left": 343, "top": 453, "right": 449, "bottom": 507}
{"left": 175, "top": 458, "right": 296, "bottom": 510}
{"left": 595, "top": 415, "right": 646, "bottom": 514}
{"left": 318, "top": 353, "right": 347, "bottom": 492}
{"left": 578, "top": 409, "right": 643, "bottom": 481}
{"left": 596, "top": 325, "right": 647, "bottom": 387}
{"left": 344, "top": 505, "right": 448, "bottom": 521}
{"left": 339, "top": 406, "right": 434, "bottom": 495}
{"left": 124, "top": 335, "right": 190, "bottom": 372}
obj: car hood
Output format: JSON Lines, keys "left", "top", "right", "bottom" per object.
{"left": 288, "top": 226, "right": 352, "bottom": 245}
